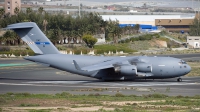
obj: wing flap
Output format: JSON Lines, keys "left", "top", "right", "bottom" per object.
{"left": 81, "top": 64, "right": 113, "bottom": 72}
{"left": 73, "top": 59, "right": 115, "bottom": 72}
{"left": 73, "top": 57, "right": 139, "bottom": 72}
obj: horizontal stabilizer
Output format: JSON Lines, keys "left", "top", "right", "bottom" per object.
{"left": 4, "top": 26, "right": 33, "bottom": 30}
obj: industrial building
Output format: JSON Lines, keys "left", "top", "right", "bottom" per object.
{"left": 101, "top": 14, "right": 196, "bottom": 32}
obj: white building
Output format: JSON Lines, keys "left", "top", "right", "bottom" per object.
{"left": 187, "top": 36, "right": 200, "bottom": 48}
{"left": 101, "top": 15, "right": 195, "bottom": 26}
{"left": 94, "top": 34, "right": 105, "bottom": 44}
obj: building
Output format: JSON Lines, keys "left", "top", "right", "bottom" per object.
{"left": 155, "top": 18, "right": 194, "bottom": 32}
{"left": 101, "top": 14, "right": 196, "bottom": 32}
{"left": 187, "top": 36, "right": 200, "bottom": 48}
{"left": 4, "top": 0, "right": 21, "bottom": 15}
{"left": 94, "top": 34, "right": 106, "bottom": 44}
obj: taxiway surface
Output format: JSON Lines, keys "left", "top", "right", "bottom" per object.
{"left": 0, "top": 54, "right": 200, "bottom": 96}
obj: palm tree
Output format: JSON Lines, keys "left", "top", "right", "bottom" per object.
{"left": 26, "top": 7, "right": 32, "bottom": 14}
{"left": 14, "top": 7, "right": 20, "bottom": 15}
{"left": 38, "top": 7, "right": 44, "bottom": 14}
{"left": 43, "top": 19, "right": 48, "bottom": 32}
{"left": 189, "top": 18, "right": 200, "bottom": 36}
{"left": 0, "top": 8, "right": 5, "bottom": 18}
{"left": 105, "top": 20, "right": 121, "bottom": 43}
{"left": 3, "top": 30, "right": 16, "bottom": 45}
{"left": 59, "top": 30, "right": 65, "bottom": 44}
{"left": 134, "top": 24, "right": 140, "bottom": 33}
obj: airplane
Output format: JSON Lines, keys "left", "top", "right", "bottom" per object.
{"left": 4, "top": 22, "right": 191, "bottom": 82}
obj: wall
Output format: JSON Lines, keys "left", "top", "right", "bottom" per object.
{"left": 5, "top": 0, "right": 21, "bottom": 15}
{"left": 187, "top": 36, "right": 200, "bottom": 48}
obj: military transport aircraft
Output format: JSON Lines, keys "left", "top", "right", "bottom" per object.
{"left": 5, "top": 22, "right": 191, "bottom": 82}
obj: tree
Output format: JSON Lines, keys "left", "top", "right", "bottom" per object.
{"left": 38, "top": 7, "right": 44, "bottom": 14}
{"left": 189, "top": 18, "right": 200, "bottom": 36}
{"left": 46, "top": 29, "right": 60, "bottom": 45}
{"left": 26, "top": 7, "right": 32, "bottom": 14}
{"left": 106, "top": 19, "right": 121, "bottom": 43}
{"left": 0, "top": 8, "right": 5, "bottom": 18}
{"left": 134, "top": 24, "right": 140, "bottom": 33}
{"left": 14, "top": 7, "right": 20, "bottom": 15}
{"left": 43, "top": 19, "right": 48, "bottom": 32}
{"left": 2, "top": 30, "right": 16, "bottom": 45}
{"left": 82, "top": 34, "right": 97, "bottom": 48}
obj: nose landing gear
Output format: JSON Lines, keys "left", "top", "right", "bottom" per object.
{"left": 177, "top": 78, "right": 182, "bottom": 82}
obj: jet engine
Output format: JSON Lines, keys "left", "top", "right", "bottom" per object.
{"left": 136, "top": 63, "right": 152, "bottom": 72}
{"left": 114, "top": 65, "right": 137, "bottom": 76}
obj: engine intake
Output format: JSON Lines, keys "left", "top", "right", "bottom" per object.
{"left": 114, "top": 65, "right": 137, "bottom": 76}
{"left": 136, "top": 63, "right": 152, "bottom": 72}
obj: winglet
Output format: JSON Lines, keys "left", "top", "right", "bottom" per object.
{"left": 73, "top": 60, "right": 82, "bottom": 71}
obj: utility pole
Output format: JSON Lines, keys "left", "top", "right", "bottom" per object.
{"left": 198, "top": 0, "right": 200, "bottom": 35}
{"left": 64, "top": 0, "right": 66, "bottom": 6}
{"left": 192, "top": 0, "right": 193, "bottom": 11}
{"left": 198, "top": 0, "right": 200, "bottom": 17}
{"left": 79, "top": 0, "right": 80, "bottom": 17}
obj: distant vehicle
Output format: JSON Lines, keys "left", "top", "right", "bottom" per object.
{"left": 5, "top": 22, "right": 191, "bottom": 81}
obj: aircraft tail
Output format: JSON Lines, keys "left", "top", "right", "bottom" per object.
{"left": 4, "top": 22, "right": 60, "bottom": 54}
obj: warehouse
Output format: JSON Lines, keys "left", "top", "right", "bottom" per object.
{"left": 101, "top": 14, "right": 196, "bottom": 32}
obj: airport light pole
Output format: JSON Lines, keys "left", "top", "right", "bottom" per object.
{"left": 192, "top": 0, "right": 193, "bottom": 12}
{"left": 198, "top": 0, "right": 199, "bottom": 35}
{"left": 79, "top": 0, "right": 81, "bottom": 17}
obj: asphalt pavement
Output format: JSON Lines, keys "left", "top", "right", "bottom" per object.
{"left": 0, "top": 54, "right": 200, "bottom": 96}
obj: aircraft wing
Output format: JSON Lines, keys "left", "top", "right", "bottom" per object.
{"left": 81, "top": 63, "right": 114, "bottom": 72}
{"left": 73, "top": 57, "right": 136, "bottom": 72}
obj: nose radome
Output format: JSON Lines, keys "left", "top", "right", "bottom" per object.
{"left": 187, "top": 65, "right": 191, "bottom": 73}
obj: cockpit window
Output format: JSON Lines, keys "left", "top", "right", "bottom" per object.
{"left": 179, "top": 60, "right": 187, "bottom": 65}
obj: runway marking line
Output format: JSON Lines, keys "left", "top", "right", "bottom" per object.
{"left": 0, "top": 68, "right": 53, "bottom": 74}
{"left": 0, "top": 63, "right": 34, "bottom": 67}
{"left": 0, "top": 82, "right": 119, "bottom": 88}
{"left": 0, "top": 82, "right": 199, "bottom": 90}
{"left": 0, "top": 65, "right": 39, "bottom": 69}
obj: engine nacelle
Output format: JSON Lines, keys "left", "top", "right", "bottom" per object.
{"left": 136, "top": 63, "right": 152, "bottom": 72}
{"left": 115, "top": 65, "right": 137, "bottom": 76}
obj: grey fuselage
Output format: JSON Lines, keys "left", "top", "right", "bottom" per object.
{"left": 25, "top": 54, "right": 191, "bottom": 81}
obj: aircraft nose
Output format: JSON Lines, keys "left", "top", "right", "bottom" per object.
{"left": 186, "top": 65, "right": 191, "bottom": 74}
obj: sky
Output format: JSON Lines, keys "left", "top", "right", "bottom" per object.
{"left": 0, "top": 0, "right": 200, "bottom": 9}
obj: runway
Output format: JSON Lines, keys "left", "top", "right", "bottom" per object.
{"left": 0, "top": 53, "right": 200, "bottom": 96}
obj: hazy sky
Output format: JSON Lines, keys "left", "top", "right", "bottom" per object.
{"left": 0, "top": 0, "right": 199, "bottom": 9}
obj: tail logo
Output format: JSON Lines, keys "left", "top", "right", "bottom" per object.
{"left": 25, "top": 41, "right": 50, "bottom": 45}
{"left": 35, "top": 42, "right": 50, "bottom": 45}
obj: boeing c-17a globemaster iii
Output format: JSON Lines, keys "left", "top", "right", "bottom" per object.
{"left": 4, "top": 22, "right": 191, "bottom": 82}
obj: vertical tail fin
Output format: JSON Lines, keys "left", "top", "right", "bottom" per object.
{"left": 4, "top": 22, "right": 60, "bottom": 54}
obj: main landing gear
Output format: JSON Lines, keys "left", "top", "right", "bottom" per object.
{"left": 177, "top": 77, "right": 182, "bottom": 82}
